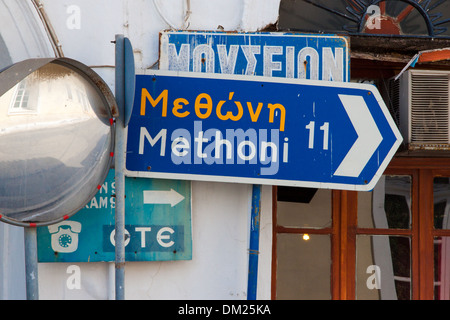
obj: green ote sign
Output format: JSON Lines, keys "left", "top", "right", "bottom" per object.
{"left": 37, "top": 170, "right": 192, "bottom": 262}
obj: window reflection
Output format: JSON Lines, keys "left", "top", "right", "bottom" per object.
{"left": 357, "top": 235, "right": 411, "bottom": 300}
{"left": 276, "top": 233, "right": 331, "bottom": 299}
{"left": 358, "top": 175, "right": 411, "bottom": 229}
{"left": 276, "top": 186, "right": 333, "bottom": 299}
{"left": 433, "top": 178, "right": 450, "bottom": 230}
{"left": 357, "top": 175, "right": 412, "bottom": 300}
{"left": 435, "top": 236, "right": 450, "bottom": 300}
{"left": 8, "top": 78, "right": 38, "bottom": 114}
{"left": 433, "top": 178, "right": 450, "bottom": 299}
{"left": 277, "top": 187, "right": 332, "bottom": 229}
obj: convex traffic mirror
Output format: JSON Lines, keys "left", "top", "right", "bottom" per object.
{"left": 0, "top": 58, "right": 117, "bottom": 226}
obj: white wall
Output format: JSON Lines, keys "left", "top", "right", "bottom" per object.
{"left": 32, "top": 0, "right": 279, "bottom": 300}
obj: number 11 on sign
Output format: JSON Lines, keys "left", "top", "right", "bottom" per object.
{"left": 306, "top": 121, "right": 330, "bottom": 150}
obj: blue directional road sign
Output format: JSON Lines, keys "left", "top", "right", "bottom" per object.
{"left": 125, "top": 71, "right": 402, "bottom": 191}
{"left": 37, "top": 170, "right": 192, "bottom": 262}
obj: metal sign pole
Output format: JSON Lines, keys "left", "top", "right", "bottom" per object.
{"left": 114, "top": 34, "right": 126, "bottom": 300}
{"left": 24, "top": 227, "right": 39, "bottom": 300}
{"left": 114, "top": 34, "right": 135, "bottom": 300}
{"left": 247, "top": 184, "right": 261, "bottom": 300}
{"left": 114, "top": 124, "right": 126, "bottom": 301}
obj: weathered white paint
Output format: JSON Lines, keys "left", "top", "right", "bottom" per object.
{"left": 25, "top": 0, "right": 278, "bottom": 299}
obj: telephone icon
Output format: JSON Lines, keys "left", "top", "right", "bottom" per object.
{"left": 48, "top": 221, "right": 82, "bottom": 253}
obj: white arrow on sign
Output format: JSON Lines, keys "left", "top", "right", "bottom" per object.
{"left": 334, "top": 94, "right": 383, "bottom": 178}
{"left": 143, "top": 189, "right": 185, "bottom": 207}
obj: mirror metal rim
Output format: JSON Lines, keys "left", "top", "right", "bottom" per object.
{"left": 0, "top": 58, "right": 117, "bottom": 227}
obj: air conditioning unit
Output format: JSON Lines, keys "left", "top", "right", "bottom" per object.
{"left": 389, "top": 69, "right": 450, "bottom": 150}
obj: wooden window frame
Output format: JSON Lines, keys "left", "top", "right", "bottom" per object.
{"left": 387, "top": 157, "right": 450, "bottom": 300}
{"left": 272, "top": 157, "right": 450, "bottom": 300}
{"left": 271, "top": 187, "right": 351, "bottom": 300}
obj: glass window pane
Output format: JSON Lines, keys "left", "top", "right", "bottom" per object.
{"left": 433, "top": 178, "right": 450, "bottom": 230}
{"left": 277, "top": 187, "right": 331, "bottom": 228}
{"left": 356, "top": 235, "right": 411, "bottom": 300}
{"left": 358, "top": 175, "right": 411, "bottom": 229}
{"left": 434, "top": 236, "right": 450, "bottom": 300}
{"left": 276, "top": 233, "right": 331, "bottom": 299}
